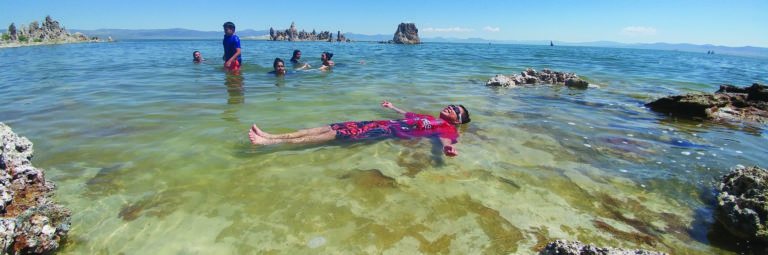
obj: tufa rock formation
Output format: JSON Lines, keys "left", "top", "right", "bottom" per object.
{"left": 540, "top": 240, "right": 667, "bottom": 255}
{"left": 486, "top": 68, "right": 594, "bottom": 89}
{"left": 393, "top": 23, "right": 420, "bottom": 44}
{"left": 381, "top": 23, "right": 421, "bottom": 44}
{"left": 269, "top": 22, "right": 349, "bottom": 42}
{"left": 1, "top": 15, "right": 102, "bottom": 47}
{"left": 1, "top": 123, "right": 71, "bottom": 254}
{"left": 645, "top": 83, "right": 768, "bottom": 124}
{"left": 715, "top": 165, "right": 768, "bottom": 242}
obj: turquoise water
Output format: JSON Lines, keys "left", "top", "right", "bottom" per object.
{"left": 1, "top": 40, "right": 768, "bottom": 254}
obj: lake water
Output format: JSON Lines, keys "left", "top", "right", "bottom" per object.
{"left": 1, "top": 40, "right": 767, "bottom": 254}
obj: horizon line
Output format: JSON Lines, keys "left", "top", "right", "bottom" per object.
{"left": 3, "top": 27, "right": 766, "bottom": 49}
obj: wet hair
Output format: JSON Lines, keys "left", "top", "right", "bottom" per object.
{"left": 322, "top": 52, "right": 333, "bottom": 60}
{"left": 290, "top": 50, "right": 301, "bottom": 63}
{"left": 193, "top": 51, "right": 201, "bottom": 62}
{"left": 273, "top": 58, "right": 285, "bottom": 69}
{"left": 459, "top": 105, "right": 471, "bottom": 124}
{"left": 223, "top": 22, "right": 235, "bottom": 30}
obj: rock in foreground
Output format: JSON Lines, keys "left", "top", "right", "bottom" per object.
{"left": 715, "top": 165, "right": 768, "bottom": 242}
{"left": 645, "top": 83, "right": 768, "bottom": 124}
{"left": 1, "top": 123, "right": 71, "bottom": 254}
{"left": 486, "top": 68, "right": 594, "bottom": 88}
{"left": 540, "top": 240, "right": 667, "bottom": 255}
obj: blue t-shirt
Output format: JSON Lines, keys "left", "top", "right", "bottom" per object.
{"left": 223, "top": 34, "right": 242, "bottom": 63}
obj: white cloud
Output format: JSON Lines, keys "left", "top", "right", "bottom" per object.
{"left": 422, "top": 27, "right": 474, "bottom": 32}
{"left": 620, "top": 26, "right": 657, "bottom": 37}
{"left": 483, "top": 26, "right": 500, "bottom": 32}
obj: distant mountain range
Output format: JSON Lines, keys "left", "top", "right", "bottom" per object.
{"left": 3, "top": 28, "right": 766, "bottom": 58}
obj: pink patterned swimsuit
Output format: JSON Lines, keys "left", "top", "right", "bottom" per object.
{"left": 330, "top": 113, "right": 458, "bottom": 143}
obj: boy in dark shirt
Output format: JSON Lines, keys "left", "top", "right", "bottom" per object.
{"left": 222, "top": 22, "right": 241, "bottom": 71}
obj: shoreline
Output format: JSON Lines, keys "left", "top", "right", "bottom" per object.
{"left": 0, "top": 39, "right": 109, "bottom": 49}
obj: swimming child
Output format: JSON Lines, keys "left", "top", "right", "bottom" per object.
{"left": 193, "top": 51, "right": 205, "bottom": 63}
{"left": 271, "top": 58, "right": 286, "bottom": 75}
{"left": 248, "top": 100, "right": 471, "bottom": 157}
{"left": 270, "top": 58, "right": 309, "bottom": 76}
{"left": 290, "top": 50, "right": 302, "bottom": 64}
{"left": 318, "top": 51, "right": 335, "bottom": 70}
{"left": 290, "top": 50, "right": 311, "bottom": 69}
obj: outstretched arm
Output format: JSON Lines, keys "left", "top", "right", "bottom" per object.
{"left": 439, "top": 137, "right": 458, "bottom": 157}
{"left": 381, "top": 100, "right": 407, "bottom": 115}
{"left": 296, "top": 63, "right": 311, "bottom": 70}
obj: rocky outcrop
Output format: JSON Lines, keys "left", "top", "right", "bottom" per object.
{"left": 380, "top": 23, "right": 421, "bottom": 44}
{"left": 645, "top": 83, "right": 768, "bottom": 124}
{"left": 268, "top": 22, "right": 349, "bottom": 42}
{"left": 715, "top": 165, "right": 768, "bottom": 242}
{"left": 486, "top": 68, "right": 594, "bottom": 88}
{"left": 1, "top": 123, "right": 71, "bottom": 254}
{"left": 6, "top": 24, "right": 17, "bottom": 41}
{"left": 540, "top": 240, "right": 667, "bottom": 255}
{"left": 393, "top": 23, "right": 420, "bottom": 44}
{"left": 1, "top": 15, "right": 102, "bottom": 48}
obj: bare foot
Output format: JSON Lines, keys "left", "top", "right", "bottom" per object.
{"left": 251, "top": 124, "right": 272, "bottom": 138}
{"left": 249, "top": 128, "right": 273, "bottom": 145}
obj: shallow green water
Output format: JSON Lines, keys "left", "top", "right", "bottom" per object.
{"left": 1, "top": 40, "right": 767, "bottom": 254}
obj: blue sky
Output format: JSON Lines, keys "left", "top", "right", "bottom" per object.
{"left": 2, "top": 0, "right": 766, "bottom": 47}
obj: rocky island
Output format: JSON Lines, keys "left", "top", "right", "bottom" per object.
{"left": 1, "top": 15, "right": 108, "bottom": 48}
{"left": 269, "top": 22, "right": 349, "bottom": 42}
{"left": 380, "top": 22, "right": 421, "bottom": 44}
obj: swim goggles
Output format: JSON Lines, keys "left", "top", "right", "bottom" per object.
{"left": 450, "top": 105, "right": 462, "bottom": 124}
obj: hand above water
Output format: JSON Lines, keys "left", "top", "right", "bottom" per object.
{"left": 381, "top": 100, "right": 393, "bottom": 109}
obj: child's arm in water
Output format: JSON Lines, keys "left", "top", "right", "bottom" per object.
{"left": 295, "top": 63, "right": 311, "bottom": 71}
{"left": 440, "top": 137, "right": 458, "bottom": 157}
{"left": 381, "top": 100, "right": 406, "bottom": 115}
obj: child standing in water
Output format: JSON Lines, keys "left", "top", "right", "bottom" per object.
{"left": 222, "top": 22, "right": 241, "bottom": 71}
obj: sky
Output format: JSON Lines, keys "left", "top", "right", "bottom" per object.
{"left": 1, "top": 0, "right": 766, "bottom": 47}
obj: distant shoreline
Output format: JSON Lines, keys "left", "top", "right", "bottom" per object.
{"left": 0, "top": 40, "right": 107, "bottom": 49}
{"left": 2, "top": 32, "right": 766, "bottom": 59}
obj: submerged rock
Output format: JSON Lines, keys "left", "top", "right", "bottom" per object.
{"left": 645, "top": 83, "right": 768, "bottom": 124}
{"left": 715, "top": 165, "right": 768, "bottom": 242}
{"left": 0, "top": 122, "right": 71, "bottom": 254}
{"left": 486, "top": 74, "right": 516, "bottom": 87}
{"left": 486, "top": 68, "right": 595, "bottom": 88}
{"left": 540, "top": 240, "right": 667, "bottom": 255}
